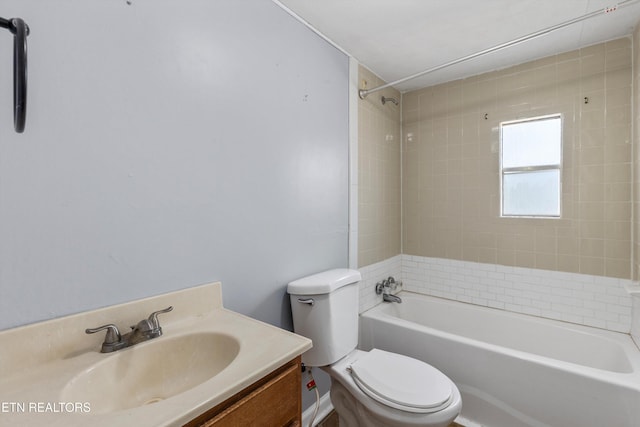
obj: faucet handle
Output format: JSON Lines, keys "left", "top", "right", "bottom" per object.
{"left": 85, "top": 324, "right": 126, "bottom": 352}
{"left": 86, "top": 323, "right": 121, "bottom": 343}
{"left": 386, "top": 276, "right": 402, "bottom": 291}
{"left": 147, "top": 306, "right": 173, "bottom": 330}
{"left": 375, "top": 276, "right": 403, "bottom": 295}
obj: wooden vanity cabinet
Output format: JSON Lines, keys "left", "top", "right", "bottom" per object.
{"left": 184, "top": 356, "right": 302, "bottom": 427}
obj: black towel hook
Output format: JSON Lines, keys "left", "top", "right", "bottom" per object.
{"left": 0, "top": 17, "right": 29, "bottom": 133}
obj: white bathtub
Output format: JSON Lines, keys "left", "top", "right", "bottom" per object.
{"left": 359, "top": 291, "right": 640, "bottom": 427}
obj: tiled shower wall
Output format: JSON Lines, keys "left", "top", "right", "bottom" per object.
{"left": 634, "top": 26, "right": 640, "bottom": 280}
{"left": 359, "top": 255, "right": 632, "bottom": 333}
{"left": 357, "top": 66, "right": 402, "bottom": 267}
{"left": 403, "top": 38, "right": 632, "bottom": 279}
{"left": 357, "top": 37, "right": 639, "bottom": 334}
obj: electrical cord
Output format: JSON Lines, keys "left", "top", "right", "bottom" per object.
{"left": 306, "top": 367, "right": 320, "bottom": 427}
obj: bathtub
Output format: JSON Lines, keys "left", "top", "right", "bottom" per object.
{"left": 359, "top": 291, "right": 640, "bottom": 427}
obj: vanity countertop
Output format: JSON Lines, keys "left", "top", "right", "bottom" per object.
{"left": 0, "top": 283, "right": 311, "bottom": 427}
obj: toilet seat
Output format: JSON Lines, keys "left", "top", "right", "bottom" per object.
{"left": 348, "top": 349, "right": 454, "bottom": 414}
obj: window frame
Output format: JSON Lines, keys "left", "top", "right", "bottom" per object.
{"left": 499, "top": 114, "right": 563, "bottom": 219}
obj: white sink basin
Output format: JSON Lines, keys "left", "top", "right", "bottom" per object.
{"left": 60, "top": 332, "right": 240, "bottom": 413}
{"left": 0, "top": 283, "right": 312, "bottom": 427}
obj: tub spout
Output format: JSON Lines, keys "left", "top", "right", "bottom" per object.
{"left": 376, "top": 276, "right": 403, "bottom": 303}
{"left": 383, "top": 293, "right": 402, "bottom": 303}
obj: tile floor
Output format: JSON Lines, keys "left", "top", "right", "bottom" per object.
{"left": 317, "top": 410, "right": 464, "bottom": 426}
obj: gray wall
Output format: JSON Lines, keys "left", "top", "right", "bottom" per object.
{"left": 0, "top": 0, "right": 349, "bottom": 335}
{"left": 0, "top": 0, "right": 347, "bottom": 410}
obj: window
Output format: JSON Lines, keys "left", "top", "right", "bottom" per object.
{"left": 500, "top": 114, "right": 562, "bottom": 217}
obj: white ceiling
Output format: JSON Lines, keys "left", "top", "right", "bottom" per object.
{"left": 275, "top": 0, "right": 640, "bottom": 92}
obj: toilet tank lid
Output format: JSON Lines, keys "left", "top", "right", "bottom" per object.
{"left": 287, "top": 269, "right": 361, "bottom": 295}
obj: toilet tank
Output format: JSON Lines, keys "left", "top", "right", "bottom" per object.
{"left": 287, "top": 269, "right": 361, "bottom": 367}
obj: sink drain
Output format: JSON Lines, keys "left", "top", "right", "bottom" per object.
{"left": 143, "top": 397, "right": 164, "bottom": 405}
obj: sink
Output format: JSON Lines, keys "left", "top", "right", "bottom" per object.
{"left": 0, "top": 283, "right": 312, "bottom": 427}
{"left": 61, "top": 332, "right": 240, "bottom": 413}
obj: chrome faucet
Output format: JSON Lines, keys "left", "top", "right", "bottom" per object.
{"left": 383, "top": 293, "right": 402, "bottom": 303}
{"left": 86, "top": 306, "right": 173, "bottom": 353}
{"left": 375, "top": 276, "right": 402, "bottom": 303}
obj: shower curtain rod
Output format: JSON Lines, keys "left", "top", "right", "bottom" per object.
{"left": 359, "top": 0, "right": 640, "bottom": 99}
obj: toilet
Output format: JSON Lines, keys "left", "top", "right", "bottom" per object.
{"left": 288, "top": 269, "right": 461, "bottom": 427}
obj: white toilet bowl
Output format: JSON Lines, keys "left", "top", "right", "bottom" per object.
{"left": 287, "top": 269, "right": 462, "bottom": 427}
{"left": 323, "top": 349, "right": 462, "bottom": 427}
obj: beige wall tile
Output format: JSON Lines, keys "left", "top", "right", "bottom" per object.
{"left": 357, "top": 36, "right": 636, "bottom": 280}
{"left": 402, "top": 37, "right": 633, "bottom": 279}
{"left": 358, "top": 66, "right": 402, "bottom": 267}
{"left": 605, "top": 258, "right": 630, "bottom": 279}
{"left": 634, "top": 25, "right": 640, "bottom": 280}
